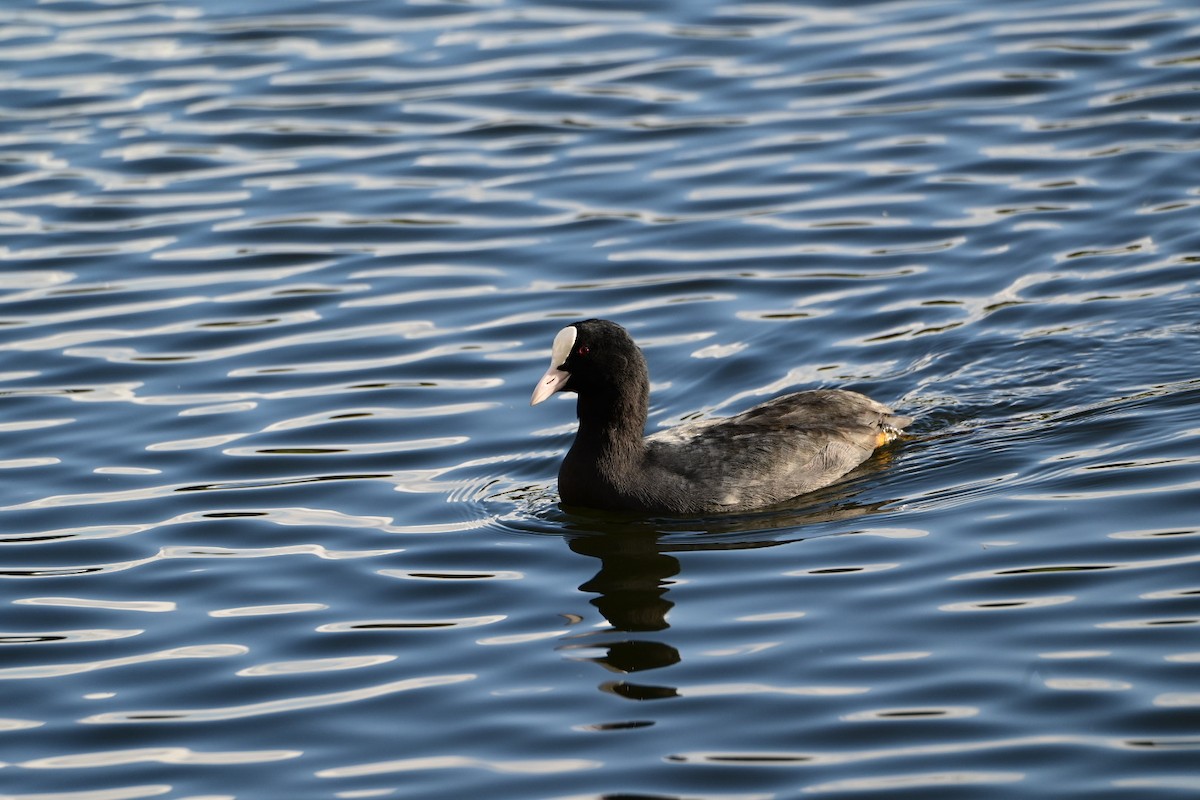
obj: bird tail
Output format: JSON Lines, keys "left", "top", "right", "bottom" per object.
{"left": 876, "top": 412, "right": 913, "bottom": 445}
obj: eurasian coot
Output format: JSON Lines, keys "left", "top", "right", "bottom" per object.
{"left": 531, "top": 319, "right": 911, "bottom": 515}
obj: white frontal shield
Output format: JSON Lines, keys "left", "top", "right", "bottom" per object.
{"left": 530, "top": 326, "right": 577, "bottom": 406}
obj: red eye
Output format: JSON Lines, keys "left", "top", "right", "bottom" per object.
{"left": 576, "top": 345, "right": 590, "bottom": 357}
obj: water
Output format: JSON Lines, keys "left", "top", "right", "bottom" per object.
{"left": 2, "top": 0, "right": 1199, "bottom": 797}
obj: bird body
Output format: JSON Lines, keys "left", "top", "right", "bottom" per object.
{"left": 532, "top": 319, "right": 910, "bottom": 515}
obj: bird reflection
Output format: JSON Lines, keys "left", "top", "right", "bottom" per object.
{"left": 551, "top": 464, "right": 900, "bottom": 700}
{"left": 573, "top": 532, "right": 678, "bottom": 633}
{"left": 566, "top": 531, "right": 683, "bottom": 699}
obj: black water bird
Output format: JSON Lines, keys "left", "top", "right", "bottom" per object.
{"left": 531, "top": 319, "right": 911, "bottom": 515}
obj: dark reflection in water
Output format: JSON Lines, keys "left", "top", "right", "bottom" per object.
{"left": 567, "top": 530, "right": 684, "bottom": 700}
{"left": 572, "top": 532, "right": 679, "bottom": 634}
{"left": 552, "top": 473, "right": 903, "bottom": 708}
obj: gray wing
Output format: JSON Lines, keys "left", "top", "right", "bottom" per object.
{"left": 645, "top": 390, "right": 910, "bottom": 510}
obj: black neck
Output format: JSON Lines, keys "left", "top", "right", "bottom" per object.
{"left": 571, "top": 374, "right": 649, "bottom": 477}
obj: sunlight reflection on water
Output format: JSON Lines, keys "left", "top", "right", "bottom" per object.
{"left": 2, "top": 0, "right": 1199, "bottom": 797}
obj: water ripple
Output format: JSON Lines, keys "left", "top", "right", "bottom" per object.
{"left": 0, "top": 645, "right": 247, "bottom": 681}
{"left": 81, "top": 674, "right": 475, "bottom": 724}
{"left": 19, "top": 747, "right": 301, "bottom": 769}
{"left": 2, "top": 0, "right": 1199, "bottom": 797}
{"left": 668, "top": 734, "right": 1200, "bottom": 767}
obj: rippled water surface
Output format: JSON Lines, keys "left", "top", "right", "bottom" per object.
{"left": 3, "top": 0, "right": 1200, "bottom": 797}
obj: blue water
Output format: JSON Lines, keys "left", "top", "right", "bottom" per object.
{"left": 2, "top": 0, "right": 1199, "bottom": 798}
